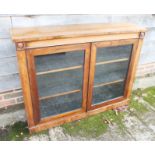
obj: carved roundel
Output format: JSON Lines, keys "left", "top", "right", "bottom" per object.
{"left": 16, "top": 42, "right": 25, "bottom": 50}
{"left": 139, "top": 32, "right": 145, "bottom": 39}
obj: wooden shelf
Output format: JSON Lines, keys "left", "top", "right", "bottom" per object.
{"left": 36, "top": 58, "right": 128, "bottom": 76}
{"left": 39, "top": 79, "right": 124, "bottom": 101}
{"left": 40, "top": 89, "right": 81, "bottom": 101}
{"left": 94, "top": 79, "right": 124, "bottom": 88}
{"left": 96, "top": 58, "right": 129, "bottom": 66}
{"left": 36, "top": 65, "right": 83, "bottom": 76}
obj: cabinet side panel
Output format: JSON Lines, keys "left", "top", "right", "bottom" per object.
{"left": 16, "top": 50, "right": 35, "bottom": 127}
{"left": 124, "top": 38, "right": 144, "bottom": 98}
{"left": 82, "top": 45, "right": 91, "bottom": 110}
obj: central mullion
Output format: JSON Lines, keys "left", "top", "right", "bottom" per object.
{"left": 87, "top": 43, "right": 97, "bottom": 110}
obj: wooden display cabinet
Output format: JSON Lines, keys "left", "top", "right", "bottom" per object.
{"left": 11, "top": 23, "right": 146, "bottom": 133}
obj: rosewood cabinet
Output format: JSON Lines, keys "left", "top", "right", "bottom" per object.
{"left": 11, "top": 23, "right": 146, "bottom": 133}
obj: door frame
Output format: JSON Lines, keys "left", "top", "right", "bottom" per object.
{"left": 26, "top": 43, "right": 91, "bottom": 125}
{"left": 87, "top": 39, "right": 139, "bottom": 110}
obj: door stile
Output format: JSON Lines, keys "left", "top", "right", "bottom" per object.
{"left": 26, "top": 51, "right": 41, "bottom": 124}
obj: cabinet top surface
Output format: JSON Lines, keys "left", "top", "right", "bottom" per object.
{"left": 11, "top": 23, "right": 146, "bottom": 42}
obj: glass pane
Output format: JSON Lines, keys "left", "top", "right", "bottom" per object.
{"left": 40, "top": 92, "right": 81, "bottom": 118}
{"left": 96, "top": 44, "right": 133, "bottom": 63}
{"left": 94, "top": 61, "right": 129, "bottom": 85}
{"left": 37, "top": 68, "right": 83, "bottom": 98}
{"left": 93, "top": 44, "right": 133, "bottom": 105}
{"left": 93, "top": 82, "right": 124, "bottom": 104}
{"left": 35, "top": 50, "right": 84, "bottom": 118}
{"left": 35, "top": 51, "right": 84, "bottom": 73}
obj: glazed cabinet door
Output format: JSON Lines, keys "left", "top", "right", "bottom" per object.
{"left": 26, "top": 43, "right": 90, "bottom": 124}
{"left": 88, "top": 39, "right": 139, "bottom": 110}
